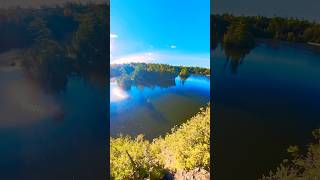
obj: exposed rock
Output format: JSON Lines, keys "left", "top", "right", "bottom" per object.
{"left": 165, "top": 168, "right": 210, "bottom": 180}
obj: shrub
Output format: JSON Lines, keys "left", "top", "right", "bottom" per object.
{"left": 110, "top": 105, "right": 211, "bottom": 179}
{"left": 110, "top": 135, "right": 165, "bottom": 180}
{"left": 260, "top": 129, "right": 320, "bottom": 180}
{"left": 153, "top": 105, "right": 210, "bottom": 171}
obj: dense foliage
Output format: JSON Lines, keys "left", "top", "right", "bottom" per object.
{"left": 261, "top": 129, "right": 320, "bottom": 180}
{"left": 0, "top": 3, "right": 109, "bottom": 92}
{"left": 111, "top": 63, "right": 210, "bottom": 78}
{"left": 211, "top": 14, "right": 320, "bottom": 74}
{"left": 212, "top": 14, "right": 320, "bottom": 48}
{"left": 110, "top": 105, "right": 210, "bottom": 180}
{"left": 110, "top": 135, "right": 165, "bottom": 180}
{"left": 111, "top": 63, "right": 209, "bottom": 89}
{"left": 223, "top": 20, "right": 255, "bottom": 48}
{"left": 153, "top": 105, "right": 210, "bottom": 171}
{"left": 178, "top": 67, "right": 190, "bottom": 77}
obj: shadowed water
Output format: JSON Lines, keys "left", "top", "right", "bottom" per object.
{"left": 213, "top": 41, "right": 320, "bottom": 180}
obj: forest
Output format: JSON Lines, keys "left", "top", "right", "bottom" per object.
{"left": 111, "top": 63, "right": 210, "bottom": 77}
{"left": 0, "top": 3, "right": 109, "bottom": 92}
{"left": 111, "top": 63, "right": 210, "bottom": 89}
{"left": 211, "top": 14, "right": 320, "bottom": 49}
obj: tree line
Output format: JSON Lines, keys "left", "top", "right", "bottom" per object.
{"left": 111, "top": 63, "right": 210, "bottom": 89}
{"left": 211, "top": 14, "right": 320, "bottom": 48}
{"left": 111, "top": 63, "right": 210, "bottom": 78}
{"left": 0, "top": 3, "right": 109, "bottom": 92}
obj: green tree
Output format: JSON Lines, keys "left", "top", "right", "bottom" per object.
{"left": 179, "top": 67, "right": 189, "bottom": 77}
{"left": 261, "top": 129, "right": 320, "bottom": 180}
{"left": 223, "top": 20, "right": 255, "bottom": 48}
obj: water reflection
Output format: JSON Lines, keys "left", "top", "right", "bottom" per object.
{"left": 0, "top": 2, "right": 108, "bottom": 124}
{"left": 212, "top": 41, "right": 320, "bottom": 180}
{"left": 211, "top": 19, "right": 256, "bottom": 74}
{"left": 211, "top": 44, "right": 254, "bottom": 74}
{"left": 110, "top": 81, "right": 129, "bottom": 102}
{"left": 110, "top": 75, "right": 210, "bottom": 139}
{"left": 0, "top": 2, "right": 108, "bottom": 179}
{"left": 223, "top": 45, "right": 254, "bottom": 74}
{"left": 0, "top": 66, "right": 61, "bottom": 126}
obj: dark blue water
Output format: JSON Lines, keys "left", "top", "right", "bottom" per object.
{"left": 110, "top": 75, "right": 210, "bottom": 139}
{"left": 0, "top": 59, "right": 108, "bottom": 179}
{"left": 0, "top": 2, "right": 108, "bottom": 179}
{"left": 213, "top": 41, "right": 320, "bottom": 180}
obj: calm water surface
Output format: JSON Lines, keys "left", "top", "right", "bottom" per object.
{"left": 110, "top": 75, "right": 210, "bottom": 139}
{"left": 0, "top": 3, "right": 108, "bottom": 179}
{"left": 213, "top": 41, "right": 320, "bottom": 180}
{"left": 0, "top": 51, "right": 107, "bottom": 179}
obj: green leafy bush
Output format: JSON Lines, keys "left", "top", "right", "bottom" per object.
{"left": 110, "top": 105, "right": 210, "bottom": 179}
{"left": 110, "top": 135, "right": 165, "bottom": 180}
{"left": 260, "top": 129, "right": 320, "bottom": 180}
{"left": 153, "top": 105, "right": 210, "bottom": 171}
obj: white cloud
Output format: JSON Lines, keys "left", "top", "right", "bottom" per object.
{"left": 111, "top": 51, "right": 210, "bottom": 68}
{"left": 111, "top": 52, "right": 156, "bottom": 64}
{"left": 155, "top": 53, "right": 210, "bottom": 68}
{"left": 170, "top": 45, "right": 177, "bottom": 49}
{"left": 110, "top": 33, "right": 118, "bottom": 39}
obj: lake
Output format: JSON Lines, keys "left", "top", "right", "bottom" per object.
{"left": 212, "top": 41, "right": 320, "bottom": 179}
{"left": 0, "top": 50, "right": 108, "bottom": 179}
{"left": 0, "top": 3, "right": 109, "bottom": 179}
{"left": 110, "top": 75, "right": 210, "bottom": 139}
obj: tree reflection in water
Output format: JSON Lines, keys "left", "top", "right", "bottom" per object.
{"left": 212, "top": 34, "right": 255, "bottom": 74}
{"left": 12, "top": 3, "right": 110, "bottom": 94}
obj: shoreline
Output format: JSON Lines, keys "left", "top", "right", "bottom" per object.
{"left": 253, "top": 39, "right": 320, "bottom": 52}
{"left": 307, "top": 42, "right": 320, "bottom": 47}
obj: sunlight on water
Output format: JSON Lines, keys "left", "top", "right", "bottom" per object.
{"left": 110, "top": 82, "right": 129, "bottom": 102}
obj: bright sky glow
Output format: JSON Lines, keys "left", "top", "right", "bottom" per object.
{"left": 110, "top": 0, "right": 210, "bottom": 68}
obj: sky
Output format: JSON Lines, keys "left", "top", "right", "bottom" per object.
{"left": 212, "top": 0, "right": 320, "bottom": 22}
{"left": 111, "top": 0, "right": 210, "bottom": 68}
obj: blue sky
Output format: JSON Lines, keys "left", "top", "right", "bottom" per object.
{"left": 110, "top": 0, "right": 210, "bottom": 68}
